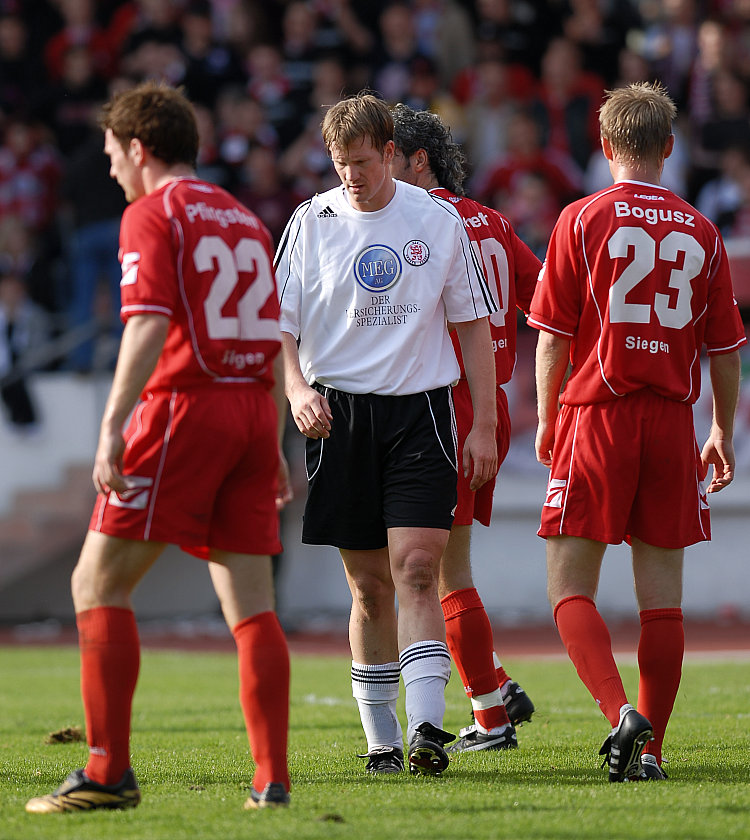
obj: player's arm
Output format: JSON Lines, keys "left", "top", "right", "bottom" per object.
{"left": 271, "top": 351, "right": 293, "bottom": 509}
{"left": 454, "top": 316, "right": 498, "bottom": 490}
{"left": 93, "top": 314, "right": 169, "bottom": 495}
{"left": 701, "top": 349, "right": 741, "bottom": 493}
{"left": 534, "top": 329, "right": 571, "bottom": 467}
{"left": 280, "top": 331, "right": 332, "bottom": 439}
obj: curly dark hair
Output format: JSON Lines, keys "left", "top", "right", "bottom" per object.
{"left": 391, "top": 103, "right": 466, "bottom": 196}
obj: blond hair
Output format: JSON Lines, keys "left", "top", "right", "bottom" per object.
{"left": 599, "top": 82, "right": 676, "bottom": 167}
{"left": 321, "top": 92, "right": 393, "bottom": 155}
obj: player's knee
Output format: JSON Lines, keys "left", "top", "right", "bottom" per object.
{"left": 350, "top": 574, "right": 395, "bottom": 620}
{"left": 394, "top": 549, "right": 438, "bottom": 594}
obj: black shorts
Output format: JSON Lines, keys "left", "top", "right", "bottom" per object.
{"left": 302, "top": 384, "right": 458, "bottom": 550}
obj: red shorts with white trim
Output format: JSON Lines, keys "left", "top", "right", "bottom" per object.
{"left": 538, "top": 389, "right": 710, "bottom": 548}
{"left": 89, "top": 386, "right": 282, "bottom": 558}
{"left": 452, "top": 380, "right": 510, "bottom": 527}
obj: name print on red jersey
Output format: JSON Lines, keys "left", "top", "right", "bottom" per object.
{"left": 614, "top": 201, "right": 695, "bottom": 227}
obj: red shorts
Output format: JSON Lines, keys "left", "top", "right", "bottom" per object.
{"left": 90, "top": 386, "right": 282, "bottom": 558}
{"left": 538, "top": 389, "right": 710, "bottom": 548}
{"left": 452, "top": 380, "right": 510, "bottom": 527}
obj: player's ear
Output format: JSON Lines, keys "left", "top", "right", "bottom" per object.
{"left": 415, "top": 148, "right": 429, "bottom": 173}
{"left": 663, "top": 133, "right": 675, "bottom": 161}
{"left": 601, "top": 135, "right": 614, "bottom": 161}
{"left": 129, "top": 137, "right": 146, "bottom": 166}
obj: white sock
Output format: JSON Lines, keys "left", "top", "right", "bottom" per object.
{"left": 399, "top": 640, "right": 451, "bottom": 742}
{"left": 351, "top": 661, "right": 402, "bottom": 752}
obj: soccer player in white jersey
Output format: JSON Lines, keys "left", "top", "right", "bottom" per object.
{"left": 275, "top": 92, "right": 498, "bottom": 776}
{"left": 26, "top": 83, "right": 291, "bottom": 814}
{"left": 529, "top": 82, "right": 746, "bottom": 782}
{"left": 389, "top": 103, "right": 539, "bottom": 752}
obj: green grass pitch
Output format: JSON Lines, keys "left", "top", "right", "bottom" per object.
{"left": 1, "top": 645, "right": 748, "bottom": 840}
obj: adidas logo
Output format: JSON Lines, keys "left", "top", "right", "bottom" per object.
{"left": 317, "top": 205, "right": 337, "bottom": 218}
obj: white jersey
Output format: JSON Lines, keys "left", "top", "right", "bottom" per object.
{"left": 275, "top": 180, "right": 495, "bottom": 395}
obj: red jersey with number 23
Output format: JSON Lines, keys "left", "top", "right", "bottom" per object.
{"left": 119, "top": 177, "right": 281, "bottom": 392}
{"left": 529, "top": 180, "right": 747, "bottom": 405}
{"left": 431, "top": 188, "right": 541, "bottom": 385}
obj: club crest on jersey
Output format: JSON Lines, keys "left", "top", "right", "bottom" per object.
{"left": 403, "top": 239, "right": 430, "bottom": 267}
{"left": 354, "top": 244, "right": 401, "bottom": 292}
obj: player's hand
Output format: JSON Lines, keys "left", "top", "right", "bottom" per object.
{"left": 288, "top": 382, "right": 332, "bottom": 439}
{"left": 276, "top": 452, "right": 293, "bottom": 510}
{"left": 463, "top": 425, "right": 498, "bottom": 491}
{"left": 92, "top": 423, "right": 128, "bottom": 495}
{"left": 701, "top": 433, "right": 735, "bottom": 493}
{"left": 535, "top": 420, "right": 555, "bottom": 468}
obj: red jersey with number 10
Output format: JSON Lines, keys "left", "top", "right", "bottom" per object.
{"left": 118, "top": 177, "right": 281, "bottom": 392}
{"left": 529, "top": 180, "right": 747, "bottom": 405}
{"left": 431, "top": 188, "right": 541, "bottom": 385}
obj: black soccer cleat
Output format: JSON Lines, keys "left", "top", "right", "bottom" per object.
{"left": 502, "top": 681, "right": 536, "bottom": 726}
{"left": 599, "top": 708, "right": 654, "bottom": 782}
{"left": 407, "top": 722, "right": 455, "bottom": 776}
{"left": 358, "top": 746, "right": 405, "bottom": 774}
{"left": 243, "top": 781, "right": 290, "bottom": 810}
{"left": 25, "top": 768, "right": 141, "bottom": 814}
{"left": 446, "top": 722, "right": 518, "bottom": 753}
{"left": 637, "top": 754, "right": 668, "bottom": 780}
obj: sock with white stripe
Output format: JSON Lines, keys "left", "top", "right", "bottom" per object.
{"left": 351, "top": 661, "right": 402, "bottom": 752}
{"left": 399, "top": 640, "right": 451, "bottom": 743}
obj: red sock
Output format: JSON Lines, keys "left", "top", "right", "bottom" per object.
{"left": 638, "top": 608, "right": 683, "bottom": 764}
{"left": 496, "top": 663, "right": 510, "bottom": 689}
{"left": 233, "top": 612, "right": 290, "bottom": 792}
{"left": 553, "top": 596, "right": 628, "bottom": 726}
{"left": 442, "top": 588, "right": 509, "bottom": 730}
{"left": 77, "top": 607, "right": 140, "bottom": 785}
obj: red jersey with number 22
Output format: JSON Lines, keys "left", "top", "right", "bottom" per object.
{"left": 431, "top": 188, "right": 541, "bottom": 385}
{"left": 119, "top": 177, "right": 281, "bottom": 392}
{"left": 529, "top": 180, "right": 746, "bottom": 405}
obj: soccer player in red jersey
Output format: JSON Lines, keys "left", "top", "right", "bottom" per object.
{"left": 390, "top": 104, "right": 540, "bottom": 753}
{"left": 529, "top": 82, "right": 746, "bottom": 782}
{"left": 26, "top": 83, "right": 292, "bottom": 813}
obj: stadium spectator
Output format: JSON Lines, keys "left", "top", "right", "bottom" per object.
{"left": 472, "top": 0, "right": 552, "bottom": 76}
{"left": 527, "top": 36, "right": 604, "bottom": 174}
{"left": 25, "top": 81, "right": 292, "bottom": 814}
{"left": 59, "top": 127, "right": 127, "bottom": 373}
{"left": 180, "top": 0, "right": 245, "bottom": 110}
{"left": 638, "top": 0, "right": 700, "bottom": 110}
{"left": 0, "top": 12, "right": 47, "bottom": 118}
{"left": 474, "top": 108, "right": 583, "bottom": 215}
{"left": 410, "top": 0, "right": 475, "bottom": 88}
{"left": 0, "top": 266, "right": 50, "bottom": 429}
{"left": 370, "top": 2, "right": 424, "bottom": 104}
{"left": 43, "top": 0, "right": 114, "bottom": 83}
{"left": 530, "top": 81, "right": 746, "bottom": 783}
{"left": 234, "top": 144, "right": 298, "bottom": 248}
{"left": 390, "top": 102, "right": 538, "bottom": 753}
{"left": 244, "top": 42, "right": 300, "bottom": 148}
{"left": 695, "top": 143, "right": 750, "bottom": 233}
{"left": 0, "top": 115, "right": 61, "bottom": 234}
{"left": 276, "top": 92, "right": 498, "bottom": 776}
{"left": 460, "top": 57, "right": 532, "bottom": 181}
{"left": 41, "top": 44, "right": 110, "bottom": 157}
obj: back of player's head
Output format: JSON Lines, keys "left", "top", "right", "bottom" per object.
{"left": 99, "top": 81, "right": 199, "bottom": 168}
{"left": 391, "top": 103, "right": 466, "bottom": 196}
{"left": 599, "top": 82, "right": 676, "bottom": 167}
{"left": 322, "top": 92, "right": 393, "bottom": 156}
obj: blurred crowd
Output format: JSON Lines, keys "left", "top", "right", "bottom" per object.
{"left": 2, "top": 0, "right": 750, "bottom": 427}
